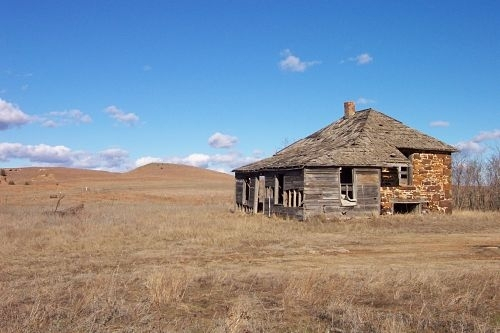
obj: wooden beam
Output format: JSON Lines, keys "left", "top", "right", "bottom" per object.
{"left": 253, "top": 176, "right": 259, "bottom": 214}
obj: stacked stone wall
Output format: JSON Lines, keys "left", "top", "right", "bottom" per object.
{"left": 381, "top": 152, "right": 453, "bottom": 214}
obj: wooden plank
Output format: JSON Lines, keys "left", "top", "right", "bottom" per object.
{"left": 235, "top": 179, "right": 244, "bottom": 204}
{"left": 354, "top": 168, "right": 380, "bottom": 214}
{"left": 253, "top": 176, "right": 260, "bottom": 213}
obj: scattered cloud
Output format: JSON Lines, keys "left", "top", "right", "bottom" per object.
{"left": 0, "top": 98, "right": 31, "bottom": 130}
{"left": 143, "top": 65, "right": 152, "bottom": 72}
{"left": 97, "top": 148, "right": 130, "bottom": 170}
{"left": 455, "top": 141, "right": 485, "bottom": 154}
{"left": 342, "top": 53, "right": 373, "bottom": 65}
{"left": 167, "top": 153, "right": 211, "bottom": 168}
{"left": 473, "top": 129, "right": 500, "bottom": 142}
{"left": 0, "top": 142, "right": 132, "bottom": 171}
{"left": 208, "top": 132, "right": 238, "bottom": 149}
{"left": 135, "top": 156, "right": 163, "bottom": 168}
{"left": 356, "top": 97, "right": 376, "bottom": 105}
{"left": 136, "top": 150, "right": 263, "bottom": 174}
{"left": 279, "top": 49, "right": 321, "bottom": 72}
{"left": 353, "top": 53, "right": 373, "bottom": 65}
{"left": 42, "top": 120, "right": 58, "bottom": 128}
{"left": 41, "top": 109, "right": 92, "bottom": 127}
{"left": 0, "top": 140, "right": 263, "bottom": 173}
{"left": 105, "top": 105, "right": 139, "bottom": 125}
{"left": 430, "top": 120, "right": 450, "bottom": 127}
{"left": 455, "top": 129, "right": 500, "bottom": 154}
{"left": 0, "top": 142, "right": 72, "bottom": 163}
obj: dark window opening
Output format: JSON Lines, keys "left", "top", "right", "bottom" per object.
{"left": 244, "top": 178, "right": 251, "bottom": 204}
{"left": 340, "top": 167, "right": 354, "bottom": 200}
{"left": 381, "top": 166, "right": 411, "bottom": 186}
{"left": 277, "top": 174, "right": 284, "bottom": 205}
{"left": 393, "top": 202, "right": 421, "bottom": 214}
{"left": 381, "top": 167, "right": 398, "bottom": 186}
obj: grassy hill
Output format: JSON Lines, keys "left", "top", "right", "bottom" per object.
{"left": 0, "top": 163, "right": 498, "bottom": 332}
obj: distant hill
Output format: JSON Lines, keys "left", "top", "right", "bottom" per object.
{"left": 124, "top": 163, "right": 232, "bottom": 182}
{"left": 0, "top": 163, "right": 232, "bottom": 186}
{"left": 0, "top": 166, "right": 116, "bottom": 186}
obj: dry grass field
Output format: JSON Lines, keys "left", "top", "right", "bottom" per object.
{"left": 0, "top": 164, "right": 499, "bottom": 332}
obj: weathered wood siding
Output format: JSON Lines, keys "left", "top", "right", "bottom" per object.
{"left": 284, "top": 171, "right": 304, "bottom": 190}
{"left": 354, "top": 168, "right": 380, "bottom": 215}
{"left": 235, "top": 172, "right": 258, "bottom": 212}
{"left": 237, "top": 167, "right": 381, "bottom": 220}
{"left": 235, "top": 178, "right": 244, "bottom": 205}
{"left": 264, "top": 174, "right": 275, "bottom": 188}
{"left": 248, "top": 177, "right": 257, "bottom": 209}
{"left": 270, "top": 206, "right": 304, "bottom": 220}
{"left": 303, "top": 167, "right": 340, "bottom": 219}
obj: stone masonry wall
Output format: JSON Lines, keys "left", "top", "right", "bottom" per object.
{"left": 380, "top": 152, "right": 453, "bottom": 214}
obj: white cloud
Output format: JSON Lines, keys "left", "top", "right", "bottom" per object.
{"left": 356, "top": 97, "right": 376, "bottom": 105}
{"left": 0, "top": 142, "right": 72, "bottom": 163}
{"left": 135, "top": 156, "right": 163, "bottom": 168}
{"left": 343, "top": 53, "right": 373, "bottom": 65}
{"left": 0, "top": 98, "right": 31, "bottom": 130}
{"left": 455, "top": 129, "right": 500, "bottom": 154}
{"left": 161, "top": 151, "right": 261, "bottom": 174}
{"left": 42, "top": 120, "right": 58, "bottom": 128}
{"left": 473, "top": 129, "right": 500, "bottom": 142}
{"left": 430, "top": 120, "right": 450, "bottom": 127}
{"left": 455, "top": 141, "right": 486, "bottom": 154}
{"left": 98, "top": 148, "right": 130, "bottom": 170}
{"left": 353, "top": 53, "right": 373, "bottom": 65}
{"left": 181, "top": 153, "right": 211, "bottom": 168}
{"left": 208, "top": 132, "right": 238, "bottom": 149}
{"left": 42, "top": 109, "right": 92, "bottom": 127}
{"left": 279, "top": 49, "right": 320, "bottom": 72}
{"left": 105, "top": 105, "right": 139, "bottom": 125}
{"left": 0, "top": 142, "right": 132, "bottom": 172}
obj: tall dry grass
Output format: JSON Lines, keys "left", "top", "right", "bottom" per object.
{"left": 0, "top": 190, "right": 499, "bottom": 332}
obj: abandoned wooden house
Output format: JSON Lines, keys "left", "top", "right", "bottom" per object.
{"left": 233, "top": 101, "right": 457, "bottom": 220}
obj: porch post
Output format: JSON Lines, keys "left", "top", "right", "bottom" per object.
{"left": 253, "top": 176, "right": 259, "bottom": 213}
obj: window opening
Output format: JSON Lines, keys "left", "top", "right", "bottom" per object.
{"left": 381, "top": 166, "right": 411, "bottom": 186}
{"left": 381, "top": 167, "right": 398, "bottom": 186}
{"left": 399, "top": 166, "right": 409, "bottom": 185}
{"left": 244, "top": 178, "right": 251, "bottom": 205}
{"left": 340, "top": 167, "right": 354, "bottom": 200}
{"left": 277, "top": 174, "right": 284, "bottom": 205}
{"left": 393, "top": 202, "right": 421, "bottom": 214}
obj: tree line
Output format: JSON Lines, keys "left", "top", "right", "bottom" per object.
{"left": 452, "top": 148, "right": 500, "bottom": 211}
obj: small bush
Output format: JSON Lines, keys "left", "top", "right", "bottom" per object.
{"left": 8, "top": 180, "right": 15, "bottom": 185}
{"left": 0, "top": 169, "right": 6, "bottom": 177}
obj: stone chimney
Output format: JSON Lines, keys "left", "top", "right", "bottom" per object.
{"left": 344, "top": 101, "right": 355, "bottom": 118}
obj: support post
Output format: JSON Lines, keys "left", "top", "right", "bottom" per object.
{"left": 253, "top": 176, "right": 259, "bottom": 214}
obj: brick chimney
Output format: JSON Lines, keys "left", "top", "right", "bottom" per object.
{"left": 344, "top": 101, "right": 355, "bottom": 118}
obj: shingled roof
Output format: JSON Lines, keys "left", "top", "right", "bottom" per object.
{"left": 234, "top": 107, "right": 457, "bottom": 172}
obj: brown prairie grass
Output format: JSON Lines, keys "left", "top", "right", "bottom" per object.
{"left": 0, "top": 180, "right": 499, "bottom": 332}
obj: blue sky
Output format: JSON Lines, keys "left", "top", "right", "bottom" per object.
{"left": 1, "top": 0, "right": 499, "bottom": 173}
